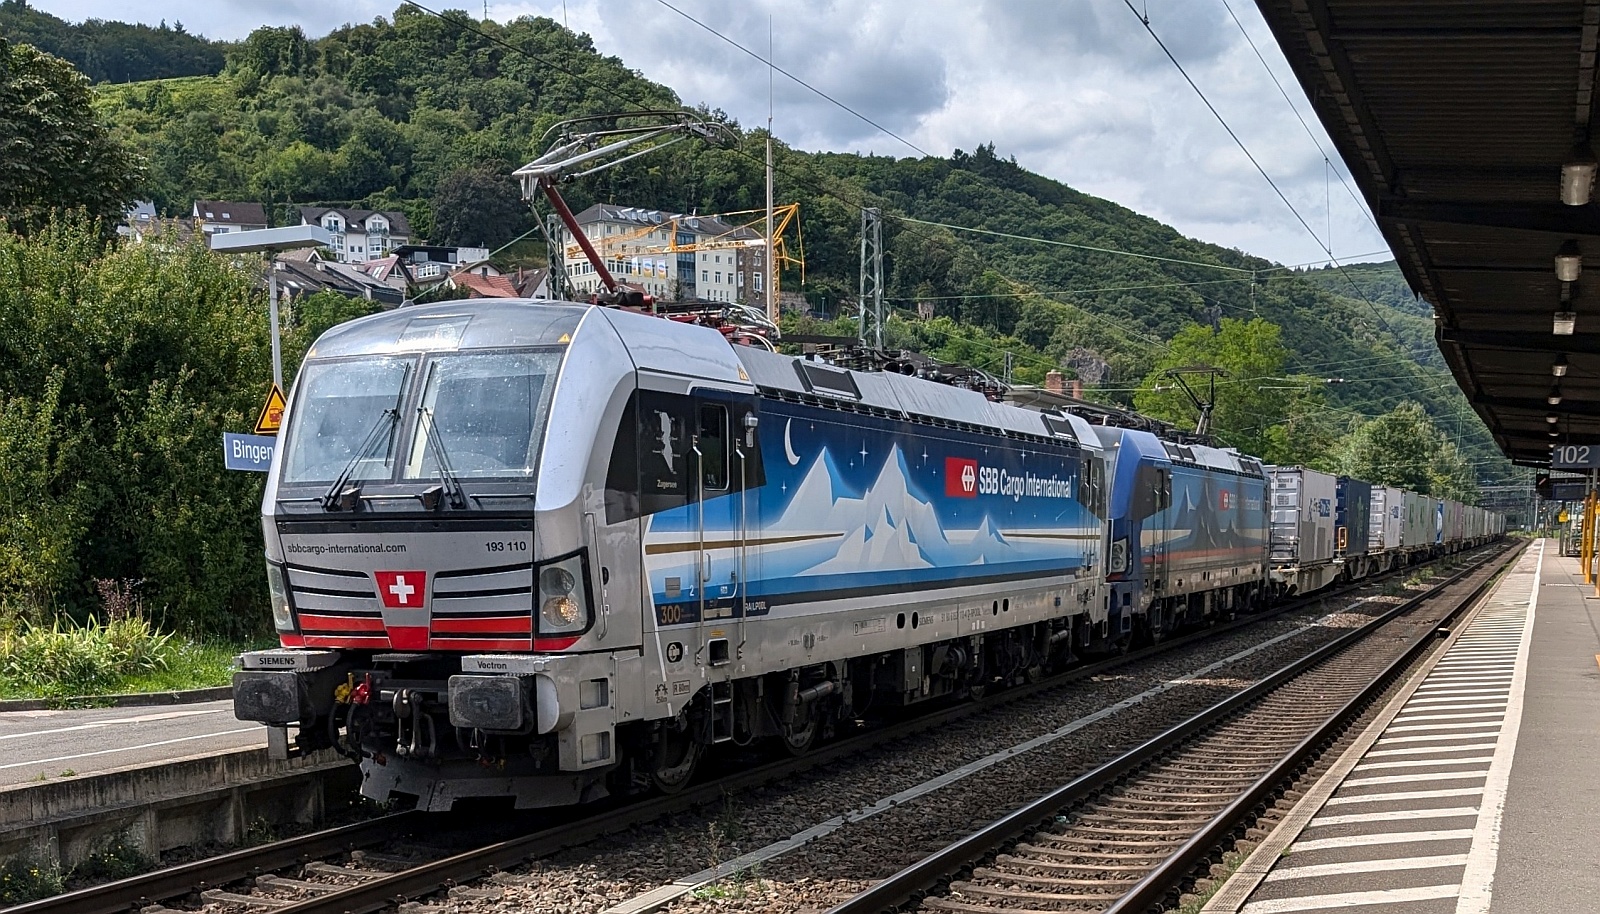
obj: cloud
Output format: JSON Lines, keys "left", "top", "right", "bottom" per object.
{"left": 36, "top": 0, "right": 1388, "bottom": 266}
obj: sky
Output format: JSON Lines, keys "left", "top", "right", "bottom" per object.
{"left": 36, "top": 0, "right": 1393, "bottom": 268}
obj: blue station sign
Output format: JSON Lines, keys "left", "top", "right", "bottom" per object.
{"left": 223, "top": 432, "right": 276, "bottom": 472}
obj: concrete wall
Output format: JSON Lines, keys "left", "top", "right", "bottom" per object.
{"left": 0, "top": 747, "right": 358, "bottom": 869}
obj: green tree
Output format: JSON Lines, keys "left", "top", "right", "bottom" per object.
{"left": 1133, "top": 318, "right": 1323, "bottom": 460}
{"left": 430, "top": 165, "right": 531, "bottom": 248}
{"left": 0, "top": 216, "right": 361, "bottom": 635}
{"left": 1333, "top": 402, "right": 1477, "bottom": 502}
{"left": 0, "top": 39, "right": 142, "bottom": 229}
{"left": 231, "top": 26, "right": 314, "bottom": 82}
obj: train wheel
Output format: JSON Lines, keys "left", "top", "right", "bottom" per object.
{"left": 649, "top": 717, "right": 702, "bottom": 793}
{"left": 780, "top": 711, "right": 820, "bottom": 756}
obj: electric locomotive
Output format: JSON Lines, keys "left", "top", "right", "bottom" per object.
{"left": 234, "top": 299, "right": 1114, "bottom": 810}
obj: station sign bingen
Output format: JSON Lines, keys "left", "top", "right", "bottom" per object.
{"left": 224, "top": 384, "right": 286, "bottom": 472}
{"left": 1552, "top": 444, "right": 1600, "bottom": 470}
{"left": 223, "top": 432, "right": 275, "bottom": 472}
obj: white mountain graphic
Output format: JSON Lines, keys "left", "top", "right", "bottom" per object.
{"left": 771, "top": 445, "right": 1013, "bottom": 576}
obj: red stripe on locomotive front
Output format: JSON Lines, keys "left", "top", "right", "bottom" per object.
{"left": 431, "top": 616, "right": 533, "bottom": 633}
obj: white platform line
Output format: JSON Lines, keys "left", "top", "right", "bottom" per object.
{"left": 1376, "top": 731, "right": 1503, "bottom": 745}
{"left": 1398, "top": 703, "right": 1508, "bottom": 715}
{"left": 1242, "top": 884, "right": 1463, "bottom": 914}
{"left": 0, "top": 728, "right": 261, "bottom": 771}
{"left": 1263, "top": 855, "right": 1467, "bottom": 883}
{"left": 1456, "top": 539, "right": 1541, "bottom": 914}
{"left": 1342, "top": 770, "right": 1488, "bottom": 788}
{"left": 1351, "top": 756, "right": 1492, "bottom": 773}
{"left": 1324, "top": 786, "right": 1484, "bottom": 807}
{"left": 1391, "top": 713, "right": 1505, "bottom": 725}
{"left": 1387, "top": 720, "right": 1513, "bottom": 734}
{"left": 1309, "top": 807, "right": 1480, "bottom": 827}
{"left": 1290, "top": 829, "right": 1474, "bottom": 853}
{"left": 1365, "top": 743, "right": 1498, "bottom": 758}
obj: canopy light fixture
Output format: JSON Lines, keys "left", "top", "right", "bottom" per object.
{"left": 1555, "top": 354, "right": 1570, "bottom": 376}
{"left": 1555, "top": 310, "right": 1578, "bottom": 335}
{"left": 1551, "top": 429, "right": 1562, "bottom": 437}
{"left": 1563, "top": 145, "right": 1598, "bottom": 205}
{"left": 1550, "top": 384, "right": 1564, "bottom": 405}
{"left": 1548, "top": 414, "right": 1561, "bottom": 424}
{"left": 1557, "top": 240, "right": 1584, "bottom": 282}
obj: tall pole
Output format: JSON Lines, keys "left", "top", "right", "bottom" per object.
{"left": 858, "top": 207, "right": 884, "bottom": 349}
{"left": 765, "top": 15, "right": 777, "bottom": 326}
{"left": 268, "top": 265, "right": 283, "bottom": 390}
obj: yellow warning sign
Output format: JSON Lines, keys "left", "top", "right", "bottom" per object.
{"left": 253, "top": 383, "right": 287, "bottom": 436}
{"left": 1559, "top": 511, "right": 1570, "bottom": 524}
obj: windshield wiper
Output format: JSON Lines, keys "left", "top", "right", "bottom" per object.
{"left": 321, "top": 408, "right": 400, "bottom": 511}
{"left": 416, "top": 406, "right": 468, "bottom": 510}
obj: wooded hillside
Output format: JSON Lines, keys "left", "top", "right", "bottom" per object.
{"left": 56, "top": 5, "right": 1508, "bottom": 483}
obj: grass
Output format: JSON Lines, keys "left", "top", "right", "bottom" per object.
{"left": 0, "top": 624, "right": 249, "bottom": 701}
{"left": 1175, "top": 848, "right": 1247, "bottom": 914}
{"left": 0, "top": 857, "right": 63, "bottom": 906}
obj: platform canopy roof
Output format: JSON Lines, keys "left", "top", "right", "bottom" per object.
{"left": 1256, "top": 0, "right": 1600, "bottom": 467}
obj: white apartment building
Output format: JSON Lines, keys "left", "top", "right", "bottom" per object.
{"left": 300, "top": 207, "right": 414, "bottom": 264}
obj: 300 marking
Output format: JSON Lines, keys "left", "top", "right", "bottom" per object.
{"left": 484, "top": 540, "right": 529, "bottom": 552}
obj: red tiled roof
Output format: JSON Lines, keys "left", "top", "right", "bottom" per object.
{"left": 452, "top": 272, "right": 519, "bottom": 298}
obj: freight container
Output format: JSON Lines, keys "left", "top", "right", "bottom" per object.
{"left": 1369, "top": 485, "right": 1405, "bottom": 554}
{"left": 1335, "top": 477, "right": 1372, "bottom": 557}
{"left": 1402, "top": 491, "right": 1433, "bottom": 553}
{"left": 1268, "top": 466, "right": 1339, "bottom": 592}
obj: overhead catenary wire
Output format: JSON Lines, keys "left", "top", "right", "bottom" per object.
{"left": 1218, "top": 0, "right": 1384, "bottom": 239}
{"left": 651, "top": 0, "right": 934, "bottom": 160}
{"left": 1121, "top": 1, "right": 1402, "bottom": 342}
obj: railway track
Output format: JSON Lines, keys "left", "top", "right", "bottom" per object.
{"left": 823, "top": 542, "right": 1520, "bottom": 914}
{"left": 6, "top": 545, "right": 1508, "bottom": 914}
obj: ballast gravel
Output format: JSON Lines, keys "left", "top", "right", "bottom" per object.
{"left": 381, "top": 576, "right": 1450, "bottom": 914}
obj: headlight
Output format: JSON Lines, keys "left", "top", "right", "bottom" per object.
{"left": 266, "top": 563, "right": 296, "bottom": 632}
{"left": 537, "top": 553, "right": 590, "bottom": 634}
{"left": 1109, "top": 538, "right": 1129, "bottom": 575}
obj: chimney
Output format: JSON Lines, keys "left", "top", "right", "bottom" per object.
{"left": 1068, "top": 378, "right": 1083, "bottom": 399}
{"left": 1045, "top": 370, "right": 1065, "bottom": 394}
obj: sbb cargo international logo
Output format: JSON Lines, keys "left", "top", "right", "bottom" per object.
{"left": 945, "top": 457, "right": 978, "bottom": 498}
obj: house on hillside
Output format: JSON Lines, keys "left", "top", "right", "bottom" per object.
{"left": 193, "top": 200, "right": 269, "bottom": 235}
{"left": 391, "top": 243, "right": 491, "bottom": 284}
{"left": 269, "top": 252, "right": 406, "bottom": 308}
{"left": 300, "top": 207, "right": 414, "bottom": 264}
{"left": 508, "top": 267, "right": 550, "bottom": 299}
{"left": 447, "top": 270, "right": 520, "bottom": 299}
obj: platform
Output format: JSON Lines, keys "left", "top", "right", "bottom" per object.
{"left": 1203, "top": 540, "right": 1600, "bottom": 914}
{"left": 0, "top": 699, "right": 264, "bottom": 786}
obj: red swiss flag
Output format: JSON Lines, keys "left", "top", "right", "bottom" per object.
{"left": 375, "top": 571, "right": 427, "bottom": 609}
{"left": 1219, "top": 490, "right": 1232, "bottom": 510}
{"left": 945, "top": 457, "right": 979, "bottom": 498}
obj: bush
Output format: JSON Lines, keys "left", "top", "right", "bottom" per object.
{"left": 0, "top": 217, "right": 376, "bottom": 638}
{"left": 0, "top": 857, "right": 62, "bottom": 905}
{"left": 0, "top": 617, "right": 171, "bottom": 697}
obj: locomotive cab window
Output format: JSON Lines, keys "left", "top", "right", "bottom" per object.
{"left": 698, "top": 404, "right": 729, "bottom": 491}
{"left": 403, "top": 350, "right": 561, "bottom": 479}
{"left": 281, "top": 356, "right": 413, "bottom": 485}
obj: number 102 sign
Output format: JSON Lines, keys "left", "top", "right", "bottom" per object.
{"left": 1552, "top": 444, "right": 1600, "bottom": 469}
